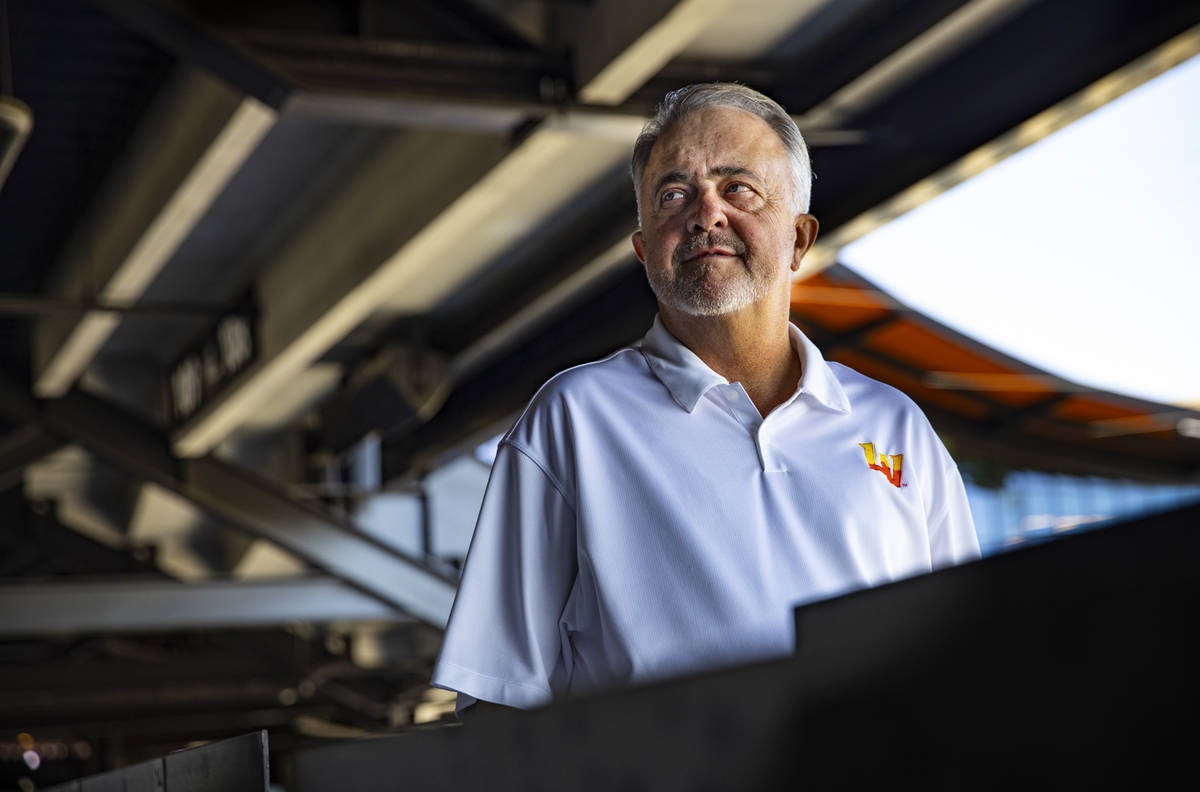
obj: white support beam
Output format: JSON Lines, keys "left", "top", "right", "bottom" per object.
{"left": 573, "top": 0, "right": 738, "bottom": 105}
{"left": 34, "top": 68, "right": 275, "bottom": 398}
{"left": 0, "top": 577, "right": 405, "bottom": 635}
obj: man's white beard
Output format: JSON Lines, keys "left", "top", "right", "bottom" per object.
{"left": 647, "top": 249, "right": 775, "bottom": 316}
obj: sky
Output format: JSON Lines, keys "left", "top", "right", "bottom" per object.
{"left": 839, "top": 53, "right": 1200, "bottom": 407}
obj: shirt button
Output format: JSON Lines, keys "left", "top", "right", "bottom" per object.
{"left": 723, "top": 388, "right": 739, "bottom": 403}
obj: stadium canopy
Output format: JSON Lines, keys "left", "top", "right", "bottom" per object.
{"left": 792, "top": 265, "right": 1200, "bottom": 482}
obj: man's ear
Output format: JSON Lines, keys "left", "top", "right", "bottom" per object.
{"left": 791, "top": 214, "right": 819, "bottom": 272}
{"left": 632, "top": 230, "right": 646, "bottom": 264}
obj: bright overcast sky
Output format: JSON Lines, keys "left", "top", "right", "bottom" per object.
{"left": 839, "top": 53, "right": 1200, "bottom": 407}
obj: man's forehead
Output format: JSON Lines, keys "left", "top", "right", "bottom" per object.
{"left": 644, "top": 106, "right": 786, "bottom": 174}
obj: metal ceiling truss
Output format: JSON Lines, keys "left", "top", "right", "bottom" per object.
{"left": 0, "top": 375, "right": 457, "bottom": 626}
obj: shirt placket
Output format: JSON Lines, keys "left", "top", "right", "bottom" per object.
{"left": 714, "top": 384, "right": 789, "bottom": 473}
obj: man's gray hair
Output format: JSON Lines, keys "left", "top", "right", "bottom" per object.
{"left": 631, "top": 83, "right": 812, "bottom": 224}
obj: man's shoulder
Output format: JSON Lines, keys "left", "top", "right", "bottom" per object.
{"left": 534, "top": 345, "right": 649, "bottom": 400}
{"left": 828, "top": 361, "right": 917, "bottom": 408}
{"left": 502, "top": 345, "right": 649, "bottom": 446}
{"left": 825, "top": 360, "right": 936, "bottom": 432}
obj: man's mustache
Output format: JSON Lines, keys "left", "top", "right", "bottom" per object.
{"left": 673, "top": 232, "right": 747, "bottom": 264}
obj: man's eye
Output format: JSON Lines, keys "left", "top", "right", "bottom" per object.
{"left": 726, "top": 183, "right": 750, "bottom": 194}
{"left": 661, "top": 189, "right": 685, "bottom": 202}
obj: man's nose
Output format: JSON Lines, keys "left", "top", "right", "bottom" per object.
{"left": 689, "top": 189, "right": 727, "bottom": 232}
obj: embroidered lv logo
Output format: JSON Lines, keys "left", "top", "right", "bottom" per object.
{"left": 859, "top": 442, "right": 903, "bottom": 488}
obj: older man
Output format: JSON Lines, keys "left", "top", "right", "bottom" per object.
{"left": 432, "top": 83, "right": 979, "bottom": 713}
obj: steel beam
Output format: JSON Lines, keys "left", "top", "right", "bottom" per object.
{"left": 33, "top": 67, "right": 275, "bottom": 398}
{"left": 0, "top": 377, "right": 458, "bottom": 627}
{"left": 0, "top": 577, "right": 404, "bottom": 635}
{"left": 179, "top": 458, "right": 456, "bottom": 625}
{"left": 570, "top": 0, "right": 739, "bottom": 105}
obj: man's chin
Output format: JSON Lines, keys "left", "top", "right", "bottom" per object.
{"left": 649, "top": 270, "right": 764, "bottom": 317}
{"left": 665, "top": 290, "right": 752, "bottom": 317}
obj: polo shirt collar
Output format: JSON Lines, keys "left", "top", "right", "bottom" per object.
{"left": 638, "top": 315, "right": 851, "bottom": 415}
{"left": 789, "top": 323, "right": 852, "bottom": 414}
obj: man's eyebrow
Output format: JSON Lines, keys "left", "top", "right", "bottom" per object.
{"left": 710, "top": 165, "right": 760, "bottom": 181}
{"left": 652, "top": 171, "right": 690, "bottom": 195}
{"left": 652, "top": 166, "right": 762, "bottom": 195}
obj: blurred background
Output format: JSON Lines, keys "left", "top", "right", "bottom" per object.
{"left": 1, "top": 0, "right": 1198, "bottom": 789}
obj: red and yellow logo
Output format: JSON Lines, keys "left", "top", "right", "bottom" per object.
{"left": 859, "top": 442, "right": 903, "bottom": 488}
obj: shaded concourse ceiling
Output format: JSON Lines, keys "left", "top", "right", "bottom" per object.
{"left": 2, "top": 0, "right": 1199, "bottom": 748}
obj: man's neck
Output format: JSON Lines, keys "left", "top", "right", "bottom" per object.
{"left": 660, "top": 299, "right": 801, "bottom": 418}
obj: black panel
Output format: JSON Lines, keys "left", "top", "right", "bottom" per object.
{"left": 291, "top": 502, "right": 1200, "bottom": 790}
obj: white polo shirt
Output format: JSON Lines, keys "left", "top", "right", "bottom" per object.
{"left": 432, "top": 316, "right": 979, "bottom": 709}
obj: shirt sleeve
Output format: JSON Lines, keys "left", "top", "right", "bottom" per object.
{"left": 925, "top": 446, "right": 982, "bottom": 568}
{"left": 431, "top": 441, "right": 578, "bottom": 710}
